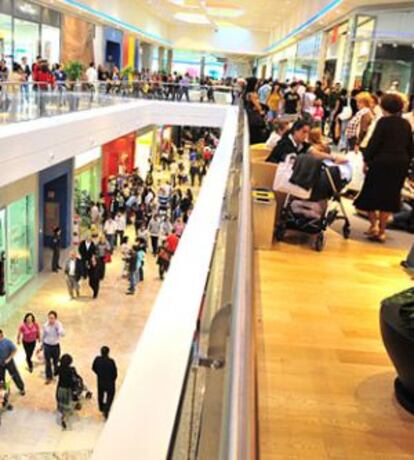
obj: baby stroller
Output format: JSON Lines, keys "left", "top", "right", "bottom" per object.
{"left": 72, "top": 370, "right": 93, "bottom": 411}
{"left": 275, "top": 156, "right": 352, "bottom": 251}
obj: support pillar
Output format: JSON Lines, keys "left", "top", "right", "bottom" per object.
{"left": 167, "top": 49, "right": 173, "bottom": 74}
{"left": 158, "top": 46, "right": 165, "bottom": 73}
{"left": 141, "top": 43, "right": 153, "bottom": 72}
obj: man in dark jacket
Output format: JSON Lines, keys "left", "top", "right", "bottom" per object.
{"left": 92, "top": 346, "right": 118, "bottom": 419}
{"left": 78, "top": 236, "right": 96, "bottom": 279}
{"left": 51, "top": 227, "right": 62, "bottom": 273}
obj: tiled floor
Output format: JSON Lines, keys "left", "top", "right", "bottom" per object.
{"left": 0, "top": 231, "right": 161, "bottom": 457}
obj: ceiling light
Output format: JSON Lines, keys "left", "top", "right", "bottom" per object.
{"left": 174, "top": 12, "right": 210, "bottom": 24}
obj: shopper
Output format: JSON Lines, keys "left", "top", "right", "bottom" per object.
{"left": 283, "top": 82, "right": 301, "bottom": 116}
{"left": 126, "top": 248, "right": 138, "bottom": 295}
{"left": 96, "top": 235, "right": 111, "bottom": 280}
{"left": 346, "top": 92, "right": 374, "bottom": 152}
{"left": 157, "top": 242, "right": 171, "bottom": 280}
{"left": 355, "top": 93, "right": 414, "bottom": 243}
{"left": 56, "top": 354, "right": 77, "bottom": 430}
{"left": 92, "top": 346, "right": 118, "bottom": 420}
{"left": 114, "top": 212, "right": 126, "bottom": 247}
{"left": 64, "top": 251, "right": 82, "bottom": 299}
{"left": 166, "top": 229, "right": 180, "bottom": 256}
{"left": 88, "top": 255, "right": 101, "bottom": 299}
{"left": 0, "top": 330, "right": 25, "bottom": 395}
{"left": 16, "top": 313, "right": 41, "bottom": 373}
{"left": 51, "top": 227, "right": 62, "bottom": 273}
{"left": 148, "top": 214, "right": 161, "bottom": 255}
{"left": 79, "top": 236, "right": 96, "bottom": 279}
{"left": 43, "top": 311, "right": 65, "bottom": 385}
{"left": 104, "top": 216, "right": 117, "bottom": 252}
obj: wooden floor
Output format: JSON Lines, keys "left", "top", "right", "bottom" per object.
{"left": 255, "top": 231, "right": 414, "bottom": 460}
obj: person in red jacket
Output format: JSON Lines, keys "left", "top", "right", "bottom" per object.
{"left": 165, "top": 229, "right": 179, "bottom": 255}
{"left": 33, "top": 60, "right": 55, "bottom": 91}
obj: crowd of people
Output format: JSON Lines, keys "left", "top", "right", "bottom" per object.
{"left": 0, "top": 127, "right": 218, "bottom": 429}
{"left": 0, "top": 57, "right": 239, "bottom": 103}
{"left": 245, "top": 77, "right": 414, "bottom": 242}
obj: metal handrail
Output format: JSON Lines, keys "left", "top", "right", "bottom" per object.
{"left": 220, "top": 108, "right": 256, "bottom": 460}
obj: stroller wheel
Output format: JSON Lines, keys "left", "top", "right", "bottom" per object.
{"left": 275, "top": 225, "right": 286, "bottom": 242}
{"left": 314, "top": 233, "right": 325, "bottom": 252}
{"left": 342, "top": 225, "right": 351, "bottom": 240}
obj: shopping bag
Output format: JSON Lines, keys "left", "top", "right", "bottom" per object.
{"left": 346, "top": 151, "right": 365, "bottom": 192}
{"left": 273, "top": 154, "right": 311, "bottom": 199}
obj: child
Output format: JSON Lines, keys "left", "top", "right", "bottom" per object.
{"left": 310, "top": 99, "right": 325, "bottom": 128}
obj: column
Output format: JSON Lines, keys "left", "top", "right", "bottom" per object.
{"left": 340, "top": 15, "right": 358, "bottom": 90}
{"left": 167, "top": 49, "right": 173, "bottom": 74}
{"left": 200, "top": 56, "right": 206, "bottom": 79}
{"left": 141, "top": 43, "right": 153, "bottom": 72}
{"left": 158, "top": 46, "right": 165, "bottom": 73}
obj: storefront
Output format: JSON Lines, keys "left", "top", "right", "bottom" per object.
{"left": 0, "top": 175, "right": 38, "bottom": 312}
{"left": 323, "top": 22, "right": 349, "bottom": 86}
{"left": 104, "top": 27, "right": 124, "bottom": 69}
{"left": 135, "top": 128, "right": 155, "bottom": 179}
{"left": 270, "top": 43, "right": 297, "bottom": 82}
{"left": 352, "top": 9, "right": 414, "bottom": 94}
{"left": 38, "top": 160, "right": 74, "bottom": 271}
{"left": 74, "top": 147, "right": 102, "bottom": 226}
{"left": 0, "top": 0, "right": 61, "bottom": 67}
{"left": 102, "top": 133, "right": 136, "bottom": 193}
{"left": 294, "top": 33, "right": 323, "bottom": 84}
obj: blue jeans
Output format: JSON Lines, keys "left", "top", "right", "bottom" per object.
{"left": 128, "top": 271, "right": 138, "bottom": 292}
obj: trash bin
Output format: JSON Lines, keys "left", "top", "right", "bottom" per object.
{"left": 252, "top": 189, "right": 277, "bottom": 250}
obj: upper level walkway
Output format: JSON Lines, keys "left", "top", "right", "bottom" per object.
{"left": 0, "top": 82, "right": 234, "bottom": 126}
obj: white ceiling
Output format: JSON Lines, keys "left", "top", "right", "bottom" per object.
{"left": 144, "top": 0, "right": 304, "bottom": 31}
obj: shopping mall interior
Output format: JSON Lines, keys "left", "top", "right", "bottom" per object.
{"left": 0, "top": 0, "right": 414, "bottom": 459}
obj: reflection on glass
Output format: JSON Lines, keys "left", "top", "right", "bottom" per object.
{"left": 0, "top": 13, "right": 12, "bottom": 66}
{"left": 41, "top": 24, "right": 60, "bottom": 64}
{"left": 14, "top": 18, "right": 39, "bottom": 66}
{"left": 7, "top": 194, "right": 35, "bottom": 297}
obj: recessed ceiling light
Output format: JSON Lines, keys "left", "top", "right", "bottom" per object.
{"left": 174, "top": 12, "right": 210, "bottom": 24}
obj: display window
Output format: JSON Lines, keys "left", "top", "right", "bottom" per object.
{"left": 0, "top": 13, "right": 12, "bottom": 65}
{"left": 41, "top": 24, "right": 60, "bottom": 64}
{"left": 14, "top": 18, "right": 39, "bottom": 65}
{"left": 135, "top": 131, "right": 154, "bottom": 178}
{"left": 6, "top": 194, "right": 35, "bottom": 297}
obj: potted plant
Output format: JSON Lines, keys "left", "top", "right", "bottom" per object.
{"left": 64, "top": 61, "right": 85, "bottom": 90}
{"left": 121, "top": 66, "right": 134, "bottom": 81}
{"left": 380, "top": 287, "right": 414, "bottom": 413}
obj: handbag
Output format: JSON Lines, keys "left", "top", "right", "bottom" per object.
{"left": 272, "top": 154, "right": 311, "bottom": 199}
{"left": 103, "top": 252, "right": 112, "bottom": 264}
{"left": 338, "top": 105, "right": 352, "bottom": 121}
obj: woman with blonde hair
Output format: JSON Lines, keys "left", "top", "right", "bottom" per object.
{"left": 346, "top": 92, "right": 374, "bottom": 152}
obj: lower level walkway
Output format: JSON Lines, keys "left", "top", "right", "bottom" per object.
{"left": 0, "top": 236, "right": 161, "bottom": 458}
{"left": 256, "top": 227, "right": 414, "bottom": 460}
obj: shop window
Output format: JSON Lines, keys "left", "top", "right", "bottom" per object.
{"left": 14, "top": 18, "right": 40, "bottom": 66}
{"left": 6, "top": 194, "right": 35, "bottom": 297}
{"left": 349, "top": 17, "right": 375, "bottom": 90}
{"left": 41, "top": 24, "right": 60, "bottom": 64}
{"left": 0, "top": 12, "right": 12, "bottom": 64}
